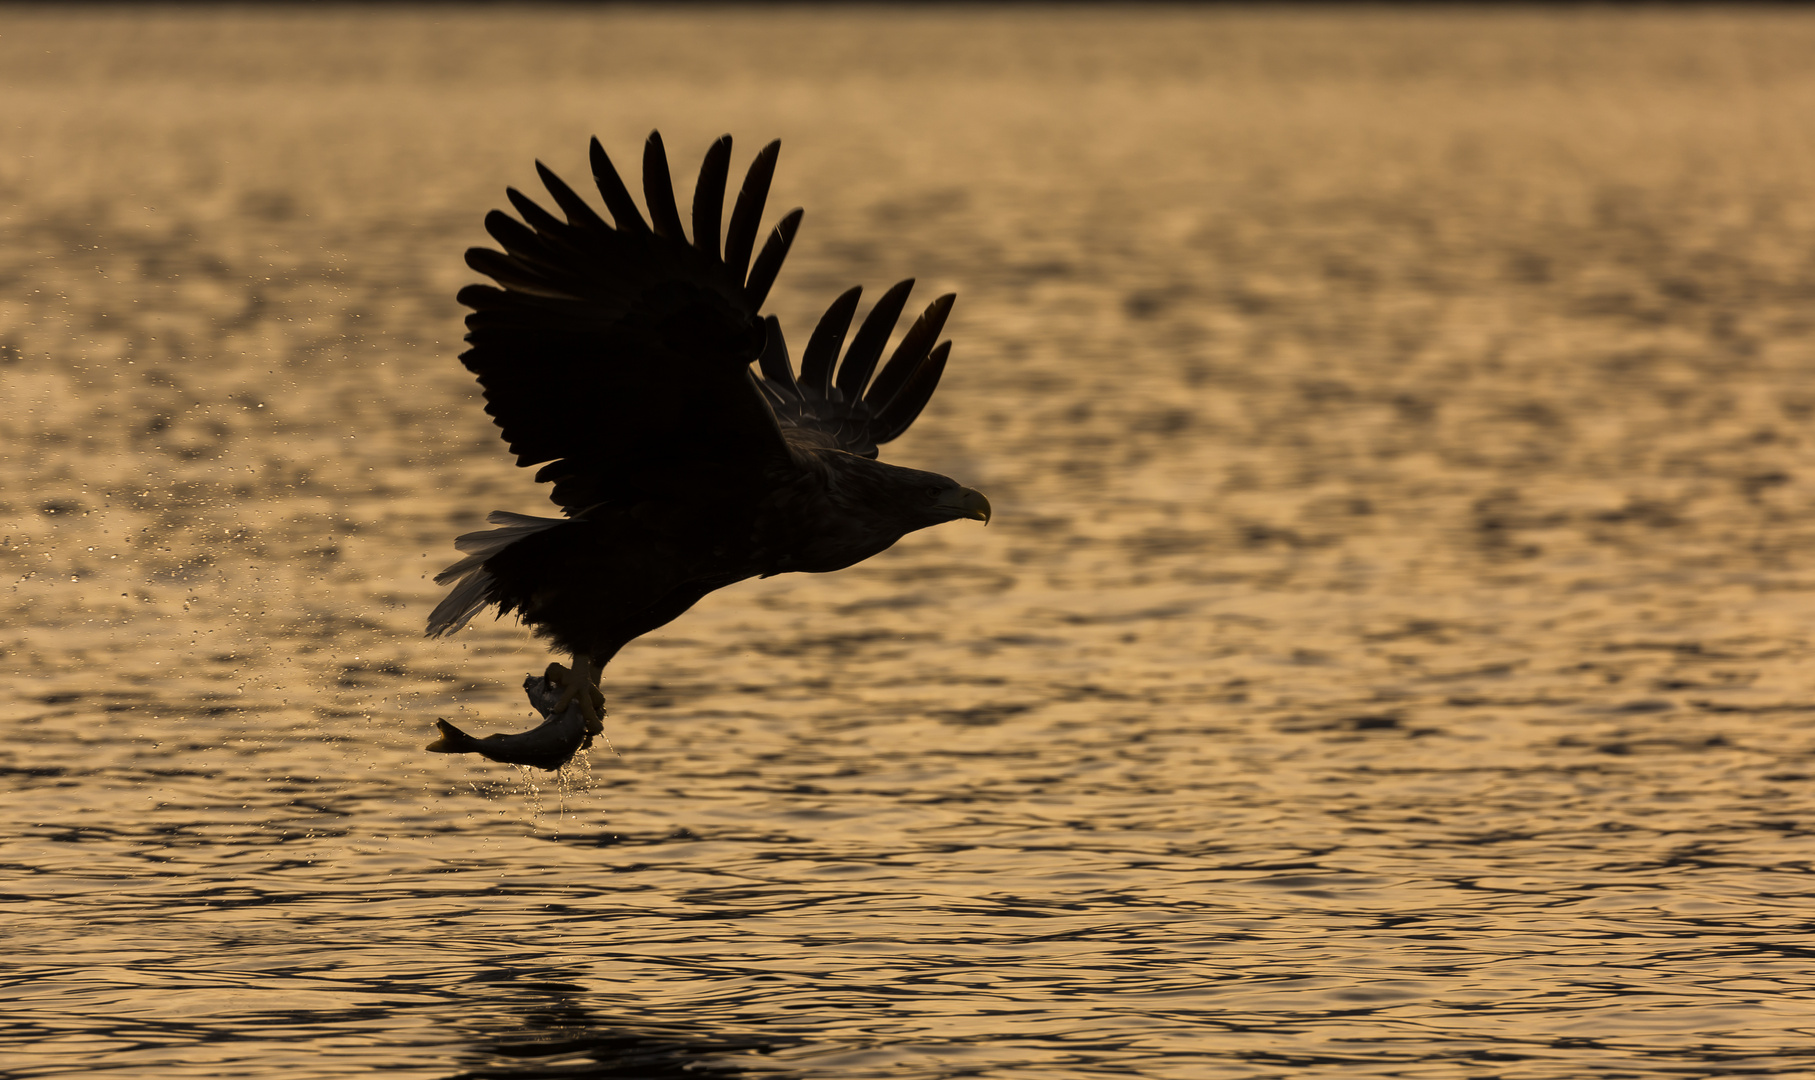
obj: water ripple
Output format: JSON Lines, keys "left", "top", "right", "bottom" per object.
{"left": 8, "top": 5, "right": 1815, "bottom": 1078}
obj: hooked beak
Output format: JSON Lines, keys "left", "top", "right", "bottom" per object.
{"left": 939, "top": 486, "right": 992, "bottom": 524}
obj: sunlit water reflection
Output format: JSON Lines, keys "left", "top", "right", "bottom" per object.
{"left": 6, "top": 7, "right": 1815, "bottom": 1077}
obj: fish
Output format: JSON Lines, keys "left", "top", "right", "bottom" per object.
{"left": 425, "top": 672, "right": 599, "bottom": 771}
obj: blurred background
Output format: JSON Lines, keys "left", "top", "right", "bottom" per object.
{"left": 5, "top": 6, "right": 1815, "bottom": 1078}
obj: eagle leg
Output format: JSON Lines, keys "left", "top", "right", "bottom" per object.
{"left": 545, "top": 656, "right": 606, "bottom": 740}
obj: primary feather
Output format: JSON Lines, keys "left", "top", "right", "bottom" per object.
{"left": 429, "top": 131, "right": 989, "bottom": 684}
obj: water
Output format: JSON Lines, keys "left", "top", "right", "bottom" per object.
{"left": 6, "top": 7, "right": 1815, "bottom": 1077}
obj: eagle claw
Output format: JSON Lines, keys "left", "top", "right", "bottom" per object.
{"left": 545, "top": 660, "right": 606, "bottom": 738}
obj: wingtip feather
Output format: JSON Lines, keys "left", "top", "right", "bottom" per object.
{"left": 867, "top": 292, "right": 955, "bottom": 410}
{"left": 757, "top": 315, "right": 799, "bottom": 393}
{"left": 744, "top": 207, "right": 803, "bottom": 309}
{"left": 835, "top": 279, "right": 915, "bottom": 400}
{"left": 588, "top": 136, "right": 649, "bottom": 232}
{"left": 535, "top": 160, "right": 610, "bottom": 231}
{"left": 724, "top": 139, "right": 781, "bottom": 284}
{"left": 642, "top": 130, "right": 687, "bottom": 240}
{"left": 800, "top": 285, "right": 862, "bottom": 397}
{"left": 693, "top": 134, "right": 732, "bottom": 261}
{"left": 873, "top": 340, "right": 951, "bottom": 443}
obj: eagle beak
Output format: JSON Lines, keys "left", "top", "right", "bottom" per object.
{"left": 942, "top": 486, "right": 991, "bottom": 524}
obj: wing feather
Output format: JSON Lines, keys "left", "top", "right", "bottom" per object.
{"left": 587, "top": 137, "right": 650, "bottom": 233}
{"left": 724, "top": 140, "right": 780, "bottom": 285}
{"left": 800, "top": 286, "right": 861, "bottom": 397}
{"left": 692, "top": 135, "right": 732, "bottom": 260}
{"left": 506, "top": 186, "right": 579, "bottom": 240}
{"left": 757, "top": 315, "right": 798, "bottom": 394}
{"left": 757, "top": 282, "right": 960, "bottom": 458}
{"left": 463, "top": 247, "right": 579, "bottom": 300}
{"left": 641, "top": 131, "right": 687, "bottom": 240}
{"left": 834, "top": 279, "right": 914, "bottom": 400}
{"left": 535, "top": 160, "right": 610, "bottom": 231}
{"left": 873, "top": 340, "right": 951, "bottom": 443}
{"left": 866, "top": 293, "right": 955, "bottom": 411}
{"left": 483, "top": 209, "right": 561, "bottom": 266}
{"left": 744, "top": 208, "right": 803, "bottom": 309}
{"left": 458, "top": 133, "right": 805, "bottom": 515}
{"left": 461, "top": 131, "right": 960, "bottom": 505}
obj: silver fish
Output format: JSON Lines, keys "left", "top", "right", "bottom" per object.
{"left": 425, "top": 673, "right": 598, "bottom": 771}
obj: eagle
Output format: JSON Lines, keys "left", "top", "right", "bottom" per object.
{"left": 422, "top": 132, "right": 990, "bottom": 762}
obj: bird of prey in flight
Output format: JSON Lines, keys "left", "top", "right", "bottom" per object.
{"left": 424, "top": 131, "right": 989, "bottom": 767}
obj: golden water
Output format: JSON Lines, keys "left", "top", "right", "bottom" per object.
{"left": 6, "top": 7, "right": 1815, "bottom": 1077}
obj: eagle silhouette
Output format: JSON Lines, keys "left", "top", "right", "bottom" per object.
{"left": 424, "top": 131, "right": 989, "bottom": 765}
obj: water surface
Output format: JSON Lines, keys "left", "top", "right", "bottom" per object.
{"left": 6, "top": 7, "right": 1815, "bottom": 1077}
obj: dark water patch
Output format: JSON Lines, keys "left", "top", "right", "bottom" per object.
{"left": 448, "top": 1015, "right": 805, "bottom": 1080}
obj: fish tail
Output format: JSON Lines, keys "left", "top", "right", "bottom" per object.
{"left": 425, "top": 718, "right": 475, "bottom": 754}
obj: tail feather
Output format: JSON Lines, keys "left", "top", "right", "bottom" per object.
{"left": 425, "top": 511, "right": 564, "bottom": 638}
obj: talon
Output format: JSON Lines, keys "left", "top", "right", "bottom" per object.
{"left": 546, "top": 658, "right": 606, "bottom": 738}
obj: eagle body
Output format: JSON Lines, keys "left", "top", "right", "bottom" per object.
{"left": 425, "top": 131, "right": 987, "bottom": 738}
{"left": 451, "top": 444, "right": 975, "bottom": 666}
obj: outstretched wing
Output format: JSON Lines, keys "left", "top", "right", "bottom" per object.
{"left": 458, "top": 132, "right": 805, "bottom": 512}
{"left": 753, "top": 280, "right": 957, "bottom": 459}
